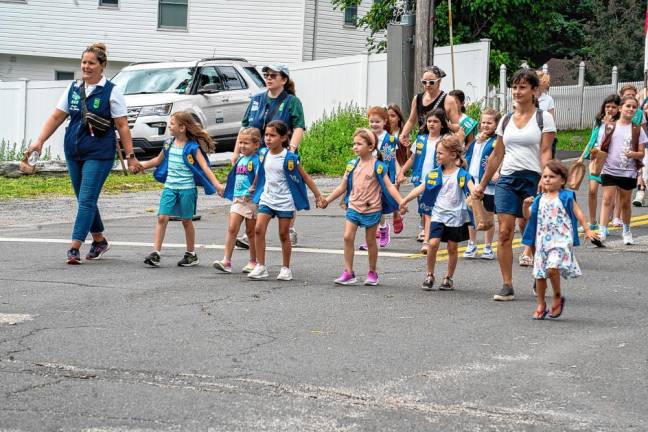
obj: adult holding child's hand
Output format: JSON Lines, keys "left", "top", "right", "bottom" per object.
{"left": 27, "top": 43, "right": 140, "bottom": 264}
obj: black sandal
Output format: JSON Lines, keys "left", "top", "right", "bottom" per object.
{"left": 439, "top": 276, "right": 454, "bottom": 291}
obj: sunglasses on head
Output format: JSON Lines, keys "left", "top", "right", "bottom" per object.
{"left": 421, "top": 79, "right": 438, "bottom": 86}
{"left": 263, "top": 72, "right": 279, "bottom": 79}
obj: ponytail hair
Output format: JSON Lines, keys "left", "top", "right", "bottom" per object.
{"left": 439, "top": 135, "right": 466, "bottom": 168}
{"left": 266, "top": 120, "right": 291, "bottom": 148}
{"left": 83, "top": 43, "right": 108, "bottom": 66}
{"left": 353, "top": 128, "right": 383, "bottom": 161}
{"left": 172, "top": 111, "right": 215, "bottom": 153}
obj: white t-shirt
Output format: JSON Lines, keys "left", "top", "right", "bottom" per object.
{"left": 602, "top": 123, "right": 648, "bottom": 178}
{"left": 372, "top": 131, "right": 388, "bottom": 157}
{"left": 496, "top": 110, "right": 557, "bottom": 175}
{"left": 411, "top": 135, "right": 441, "bottom": 178}
{"left": 259, "top": 149, "right": 295, "bottom": 211}
{"left": 56, "top": 75, "right": 128, "bottom": 118}
{"left": 468, "top": 141, "right": 484, "bottom": 179}
{"left": 431, "top": 170, "right": 469, "bottom": 227}
{"left": 538, "top": 93, "right": 555, "bottom": 113}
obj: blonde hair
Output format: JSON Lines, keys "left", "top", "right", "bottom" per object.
{"left": 439, "top": 135, "right": 466, "bottom": 168}
{"left": 172, "top": 111, "right": 215, "bottom": 153}
{"left": 536, "top": 70, "right": 551, "bottom": 88}
{"left": 239, "top": 127, "right": 261, "bottom": 145}
{"left": 83, "top": 43, "right": 108, "bottom": 66}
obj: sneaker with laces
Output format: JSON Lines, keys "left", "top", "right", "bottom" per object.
{"left": 289, "top": 228, "right": 298, "bottom": 246}
{"left": 463, "top": 242, "right": 477, "bottom": 258}
{"left": 439, "top": 276, "right": 454, "bottom": 291}
{"left": 277, "top": 267, "right": 293, "bottom": 280}
{"left": 177, "top": 252, "right": 199, "bottom": 267}
{"left": 67, "top": 248, "right": 81, "bottom": 265}
{"left": 213, "top": 259, "right": 232, "bottom": 273}
{"left": 378, "top": 224, "right": 391, "bottom": 248}
{"left": 364, "top": 271, "right": 379, "bottom": 286}
{"left": 334, "top": 270, "right": 357, "bottom": 285}
{"left": 623, "top": 231, "right": 634, "bottom": 245}
{"left": 421, "top": 274, "right": 435, "bottom": 291}
{"left": 633, "top": 189, "right": 645, "bottom": 207}
{"left": 86, "top": 239, "right": 110, "bottom": 260}
{"left": 612, "top": 217, "right": 623, "bottom": 227}
{"left": 393, "top": 216, "right": 404, "bottom": 234}
{"left": 493, "top": 284, "right": 515, "bottom": 301}
{"left": 598, "top": 225, "right": 608, "bottom": 243}
{"left": 480, "top": 246, "right": 495, "bottom": 260}
{"left": 235, "top": 235, "right": 250, "bottom": 249}
{"left": 241, "top": 261, "right": 256, "bottom": 273}
{"left": 248, "top": 264, "right": 269, "bottom": 280}
{"left": 144, "top": 251, "right": 161, "bottom": 267}
{"left": 359, "top": 243, "right": 369, "bottom": 251}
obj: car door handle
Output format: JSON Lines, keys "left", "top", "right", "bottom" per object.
{"left": 221, "top": 97, "right": 230, "bottom": 103}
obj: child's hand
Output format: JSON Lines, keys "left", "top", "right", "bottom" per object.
{"left": 318, "top": 196, "right": 328, "bottom": 209}
{"left": 523, "top": 196, "right": 534, "bottom": 207}
{"left": 399, "top": 203, "right": 408, "bottom": 215}
{"left": 396, "top": 172, "right": 405, "bottom": 185}
{"left": 216, "top": 184, "right": 225, "bottom": 196}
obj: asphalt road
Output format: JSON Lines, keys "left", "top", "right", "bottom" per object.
{"left": 1, "top": 183, "right": 647, "bottom": 431}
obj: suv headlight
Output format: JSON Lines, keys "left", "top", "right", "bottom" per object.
{"left": 139, "top": 103, "right": 173, "bottom": 117}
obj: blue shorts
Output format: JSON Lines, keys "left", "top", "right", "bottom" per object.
{"left": 429, "top": 222, "right": 470, "bottom": 243}
{"left": 494, "top": 170, "right": 541, "bottom": 217}
{"left": 346, "top": 208, "right": 382, "bottom": 228}
{"left": 258, "top": 204, "right": 295, "bottom": 219}
{"left": 158, "top": 187, "right": 197, "bottom": 220}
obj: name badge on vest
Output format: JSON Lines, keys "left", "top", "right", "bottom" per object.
{"left": 70, "top": 92, "right": 81, "bottom": 111}
{"left": 251, "top": 101, "right": 260, "bottom": 112}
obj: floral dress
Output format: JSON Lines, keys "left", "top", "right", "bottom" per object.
{"left": 533, "top": 195, "right": 582, "bottom": 280}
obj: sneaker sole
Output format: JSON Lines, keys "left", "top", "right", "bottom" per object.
{"left": 86, "top": 245, "right": 111, "bottom": 260}
{"left": 241, "top": 268, "right": 254, "bottom": 274}
{"left": 66, "top": 258, "right": 81, "bottom": 265}
{"left": 439, "top": 286, "right": 454, "bottom": 291}
{"left": 235, "top": 239, "right": 250, "bottom": 249}
{"left": 335, "top": 279, "right": 358, "bottom": 286}
{"left": 277, "top": 276, "right": 293, "bottom": 281}
{"left": 632, "top": 201, "right": 642, "bottom": 207}
{"left": 493, "top": 295, "right": 514, "bottom": 301}
{"left": 379, "top": 239, "right": 391, "bottom": 248}
{"left": 144, "top": 260, "right": 160, "bottom": 267}
{"left": 463, "top": 254, "right": 477, "bottom": 259}
{"left": 364, "top": 280, "right": 379, "bottom": 286}
{"left": 213, "top": 263, "right": 232, "bottom": 273}
{"left": 480, "top": 255, "right": 495, "bottom": 260}
{"left": 179, "top": 260, "right": 200, "bottom": 267}
{"left": 248, "top": 273, "right": 269, "bottom": 280}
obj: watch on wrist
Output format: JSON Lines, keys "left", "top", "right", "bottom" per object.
{"left": 127, "top": 153, "right": 136, "bottom": 160}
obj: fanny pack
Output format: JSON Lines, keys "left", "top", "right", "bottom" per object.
{"left": 80, "top": 84, "right": 113, "bottom": 135}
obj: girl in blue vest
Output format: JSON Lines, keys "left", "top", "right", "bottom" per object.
{"left": 247, "top": 120, "right": 323, "bottom": 281}
{"left": 577, "top": 94, "right": 620, "bottom": 231}
{"left": 140, "top": 112, "right": 224, "bottom": 268}
{"left": 464, "top": 108, "right": 501, "bottom": 260}
{"left": 400, "top": 136, "right": 476, "bottom": 291}
{"left": 214, "top": 128, "right": 261, "bottom": 274}
{"left": 359, "top": 106, "right": 402, "bottom": 250}
{"left": 397, "top": 109, "right": 452, "bottom": 250}
{"left": 321, "top": 128, "right": 402, "bottom": 286}
{"left": 449, "top": 90, "right": 478, "bottom": 146}
{"left": 522, "top": 160, "right": 597, "bottom": 320}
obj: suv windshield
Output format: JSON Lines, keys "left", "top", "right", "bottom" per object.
{"left": 112, "top": 67, "right": 195, "bottom": 95}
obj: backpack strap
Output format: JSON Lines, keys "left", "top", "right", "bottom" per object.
{"left": 600, "top": 123, "right": 616, "bottom": 153}
{"left": 501, "top": 112, "right": 513, "bottom": 133}
{"left": 501, "top": 110, "right": 544, "bottom": 134}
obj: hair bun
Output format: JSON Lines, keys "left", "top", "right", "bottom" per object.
{"left": 90, "top": 43, "right": 107, "bottom": 53}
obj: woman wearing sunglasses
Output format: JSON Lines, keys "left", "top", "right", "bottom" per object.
{"left": 232, "top": 64, "right": 306, "bottom": 247}
{"left": 399, "top": 66, "right": 460, "bottom": 147}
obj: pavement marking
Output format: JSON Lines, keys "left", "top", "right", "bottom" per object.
{"left": 0, "top": 214, "right": 647, "bottom": 262}
{"left": 0, "top": 313, "right": 33, "bottom": 325}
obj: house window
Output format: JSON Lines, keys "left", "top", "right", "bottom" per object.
{"left": 55, "top": 71, "right": 75, "bottom": 81}
{"left": 158, "top": 0, "right": 188, "bottom": 29}
{"left": 99, "top": 0, "right": 118, "bottom": 6}
{"left": 344, "top": 5, "right": 357, "bottom": 26}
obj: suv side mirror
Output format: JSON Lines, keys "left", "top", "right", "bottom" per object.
{"left": 198, "top": 83, "right": 224, "bottom": 94}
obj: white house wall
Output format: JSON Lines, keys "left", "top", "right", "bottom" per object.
{"left": 0, "top": 54, "right": 129, "bottom": 82}
{"left": 0, "top": 0, "right": 306, "bottom": 67}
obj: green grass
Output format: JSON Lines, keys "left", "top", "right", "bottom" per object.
{"left": 557, "top": 129, "right": 590, "bottom": 152}
{"left": 0, "top": 168, "right": 230, "bottom": 200}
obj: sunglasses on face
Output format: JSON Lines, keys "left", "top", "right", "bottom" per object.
{"left": 263, "top": 72, "right": 279, "bottom": 79}
{"left": 421, "top": 79, "right": 438, "bottom": 86}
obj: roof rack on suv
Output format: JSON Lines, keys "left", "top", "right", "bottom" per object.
{"left": 128, "top": 61, "right": 165, "bottom": 66}
{"left": 198, "top": 57, "right": 249, "bottom": 63}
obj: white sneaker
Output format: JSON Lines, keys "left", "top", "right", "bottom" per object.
{"left": 276, "top": 266, "right": 293, "bottom": 281}
{"left": 598, "top": 227, "right": 607, "bottom": 243}
{"left": 247, "top": 264, "right": 269, "bottom": 280}
{"left": 633, "top": 189, "right": 645, "bottom": 207}
{"left": 289, "top": 228, "right": 298, "bottom": 246}
{"left": 463, "top": 242, "right": 477, "bottom": 258}
{"left": 612, "top": 217, "right": 623, "bottom": 227}
{"left": 623, "top": 231, "right": 634, "bottom": 245}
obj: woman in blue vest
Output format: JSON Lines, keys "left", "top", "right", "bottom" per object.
{"left": 26, "top": 43, "right": 141, "bottom": 264}
{"left": 232, "top": 64, "right": 306, "bottom": 247}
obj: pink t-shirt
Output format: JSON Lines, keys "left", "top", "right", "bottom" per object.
{"left": 345, "top": 160, "right": 383, "bottom": 214}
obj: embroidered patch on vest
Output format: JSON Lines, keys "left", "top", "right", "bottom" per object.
{"left": 345, "top": 161, "right": 355, "bottom": 173}
{"left": 429, "top": 171, "right": 439, "bottom": 179}
{"left": 416, "top": 141, "right": 424, "bottom": 153}
{"left": 187, "top": 154, "right": 195, "bottom": 165}
{"left": 376, "top": 164, "right": 384, "bottom": 175}
{"left": 287, "top": 159, "right": 295, "bottom": 171}
{"left": 389, "top": 135, "right": 395, "bottom": 143}
{"left": 93, "top": 98, "right": 101, "bottom": 109}
{"left": 459, "top": 176, "right": 465, "bottom": 188}
{"left": 247, "top": 161, "right": 254, "bottom": 172}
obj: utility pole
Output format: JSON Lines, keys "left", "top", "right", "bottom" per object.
{"left": 414, "top": 0, "right": 431, "bottom": 94}
{"left": 429, "top": 0, "right": 435, "bottom": 66}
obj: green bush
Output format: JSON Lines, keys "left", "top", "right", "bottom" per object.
{"left": 300, "top": 105, "right": 368, "bottom": 175}
{"left": 465, "top": 100, "right": 483, "bottom": 122}
{"left": 0, "top": 139, "right": 50, "bottom": 162}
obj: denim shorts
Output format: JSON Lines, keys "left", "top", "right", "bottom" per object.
{"left": 346, "top": 208, "right": 382, "bottom": 228}
{"left": 258, "top": 204, "right": 295, "bottom": 219}
{"left": 158, "top": 187, "right": 197, "bottom": 220}
{"left": 494, "top": 170, "right": 541, "bottom": 217}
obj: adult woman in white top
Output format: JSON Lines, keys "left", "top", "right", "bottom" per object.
{"left": 474, "top": 69, "right": 556, "bottom": 302}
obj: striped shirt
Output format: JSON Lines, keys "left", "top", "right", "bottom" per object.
{"left": 165, "top": 144, "right": 195, "bottom": 190}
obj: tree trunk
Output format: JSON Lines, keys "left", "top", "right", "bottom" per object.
{"left": 414, "top": 0, "right": 431, "bottom": 95}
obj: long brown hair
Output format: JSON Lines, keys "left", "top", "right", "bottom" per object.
{"left": 439, "top": 135, "right": 466, "bottom": 168}
{"left": 172, "top": 111, "right": 215, "bottom": 153}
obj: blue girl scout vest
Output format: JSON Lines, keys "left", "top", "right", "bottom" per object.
{"left": 411, "top": 134, "right": 438, "bottom": 186}
{"left": 252, "top": 148, "right": 310, "bottom": 210}
{"left": 223, "top": 153, "right": 260, "bottom": 200}
{"left": 343, "top": 158, "right": 399, "bottom": 214}
{"left": 379, "top": 133, "right": 398, "bottom": 183}
{"left": 153, "top": 139, "right": 217, "bottom": 195}
{"left": 247, "top": 90, "right": 294, "bottom": 144}
{"left": 418, "top": 166, "right": 472, "bottom": 220}
{"left": 465, "top": 136, "right": 496, "bottom": 185}
{"left": 522, "top": 189, "right": 580, "bottom": 248}
{"left": 64, "top": 80, "right": 116, "bottom": 161}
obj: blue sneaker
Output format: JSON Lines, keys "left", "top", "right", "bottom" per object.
{"left": 463, "top": 242, "right": 477, "bottom": 258}
{"left": 67, "top": 248, "right": 81, "bottom": 265}
{"left": 480, "top": 246, "right": 495, "bottom": 260}
{"left": 86, "top": 239, "right": 110, "bottom": 260}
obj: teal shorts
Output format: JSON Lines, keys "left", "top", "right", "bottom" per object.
{"left": 158, "top": 187, "right": 197, "bottom": 219}
{"left": 588, "top": 174, "right": 602, "bottom": 184}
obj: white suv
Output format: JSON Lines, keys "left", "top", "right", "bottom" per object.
{"left": 111, "top": 57, "right": 265, "bottom": 158}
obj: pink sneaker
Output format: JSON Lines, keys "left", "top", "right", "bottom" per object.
{"left": 364, "top": 271, "right": 379, "bottom": 286}
{"left": 378, "top": 224, "right": 391, "bottom": 248}
{"left": 334, "top": 270, "right": 357, "bottom": 285}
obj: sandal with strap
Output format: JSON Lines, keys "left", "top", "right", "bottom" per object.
{"left": 519, "top": 254, "right": 533, "bottom": 267}
{"left": 439, "top": 276, "right": 454, "bottom": 291}
{"left": 532, "top": 305, "right": 548, "bottom": 320}
{"left": 416, "top": 231, "right": 425, "bottom": 242}
{"left": 549, "top": 296, "right": 566, "bottom": 319}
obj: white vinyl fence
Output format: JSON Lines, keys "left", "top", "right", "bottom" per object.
{"left": 0, "top": 40, "right": 491, "bottom": 160}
